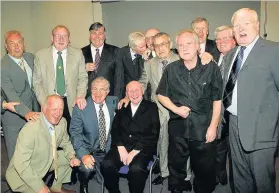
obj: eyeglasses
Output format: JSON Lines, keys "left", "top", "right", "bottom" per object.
{"left": 216, "top": 36, "right": 233, "bottom": 42}
{"left": 53, "top": 34, "right": 68, "bottom": 39}
{"left": 153, "top": 41, "right": 170, "bottom": 49}
{"left": 92, "top": 88, "right": 108, "bottom": 93}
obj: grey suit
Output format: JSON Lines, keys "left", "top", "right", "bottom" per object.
{"left": 69, "top": 96, "right": 117, "bottom": 183}
{"left": 1, "top": 52, "right": 40, "bottom": 159}
{"left": 221, "top": 38, "right": 279, "bottom": 193}
{"left": 139, "top": 52, "right": 179, "bottom": 178}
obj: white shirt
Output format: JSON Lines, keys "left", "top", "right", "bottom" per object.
{"left": 52, "top": 46, "right": 67, "bottom": 76}
{"left": 90, "top": 44, "right": 104, "bottom": 62}
{"left": 94, "top": 101, "right": 110, "bottom": 138}
{"left": 227, "top": 35, "right": 259, "bottom": 115}
{"left": 199, "top": 42, "right": 206, "bottom": 55}
{"left": 131, "top": 100, "right": 142, "bottom": 117}
{"left": 8, "top": 54, "right": 32, "bottom": 87}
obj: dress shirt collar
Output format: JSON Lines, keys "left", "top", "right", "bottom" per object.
{"left": 8, "top": 54, "right": 23, "bottom": 64}
{"left": 91, "top": 43, "right": 104, "bottom": 54}
{"left": 52, "top": 46, "right": 67, "bottom": 55}
{"left": 43, "top": 114, "right": 54, "bottom": 133}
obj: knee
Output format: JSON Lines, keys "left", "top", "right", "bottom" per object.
{"left": 78, "top": 163, "right": 95, "bottom": 177}
{"left": 129, "top": 163, "right": 145, "bottom": 175}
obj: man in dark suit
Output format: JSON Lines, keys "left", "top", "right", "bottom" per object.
{"left": 214, "top": 25, "right": 236, "bottom": 187}
{"left": 191, "top": 17, "right": 220, "bottom": 62}
{"left": 221, "top": 8, "right": 279, "bottom": 193}
{"left": 1, "top": 30, "right": 40, "bottom": 160}
{"left": 69, "top": 77, "right": 117, "bottom": 193}
{"left": 81, "top": 22, "right": 119, "bottom": 97}
{"left": 102, "top": 81, "right": 160, "bottom": 193}
{"left": 114, "top": 32, "right": 148, "bottom": 100}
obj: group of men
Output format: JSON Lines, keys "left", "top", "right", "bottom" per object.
{"left": 1, "top": 7, "right": 278, "bottom": 193}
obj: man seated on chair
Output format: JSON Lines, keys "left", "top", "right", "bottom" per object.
{"left": 6, "top": 95, "right": 80, "bottom": 193}
{"left": 69, "top": 77, "right": 118, "bottom": 193}
{"left": 101, "top": 81, "right": 160, "bottom": 193}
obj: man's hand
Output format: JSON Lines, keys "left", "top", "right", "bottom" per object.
{"left": 81, "top": 154, "right": 95, "bottom": 169}
{"left": 117, "top": 146, "right": 128, "bottom": 163}
{"left": 200, "top": 52, "right": 213, "bottom": 65}
{"left": 70, "top": 158, "right": 81, "bottom": 167}
{"left": 85, "top": 62, "right": 97, "bottom": 72}
{"left": 2, "top": 101, "right": 20, "bottom": 113}
{"left": 173, "top": 106, "right": 191, "bottom": 118}
{"left": 205, "top": 125, "right": 217, "bottom": 143}
{"left": 72, "top": 97, "right": 87, "bottom": 110}
{"left": 117, "top": 97, "right": 130, "bottom": 110}
{"left": 24, "top": 111, "right": 40, "bottom": 122}
{"left": 124, "top": 150, "right": 139, "bottom": 165}
{"left": 38, "top": 185, "right": 51, "bottom": 193}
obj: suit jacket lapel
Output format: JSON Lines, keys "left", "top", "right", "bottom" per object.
{"left": 132, "top": 100, "right": 147, "bottom": 119}
{"left": 7, "top": 55, "right": 29, "bottom": 84}
{"left": 66, "top": 47, "right": 74, "bottom": 84}
{"left": 47, "top": 47, "right": 56, "bottom": 87}
{"left": 105, "top": 97, "right": 116, "bottom": 133}
{"left": 240, "top": 38, "right": 263, "bottom": 72}
{"left": 39, "top": 115, "right": 52, "bottom": 144}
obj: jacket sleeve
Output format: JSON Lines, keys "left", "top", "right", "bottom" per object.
{"left": 69, "top": 106, "right": 89, "bottom": 159}
{"left": 13, "top": 125, "right": 45, "bottom": 192}
{"left": 139, "top": 60, "right": 151, "bottom": 92}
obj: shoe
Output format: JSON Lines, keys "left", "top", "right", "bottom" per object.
{"left": 152, "top": 175, "right": 166, "bottom": 185}
{"left": 51, "top": 188, "right": 76, "bottom": 193}
{"left": 184, "top": 180, "right": 192, "bottom": 192}
{"left": 80, "top": 182, "right": 89, "bottom": 193}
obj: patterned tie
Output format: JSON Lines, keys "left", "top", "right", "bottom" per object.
{"left": 95, "top": 48, "right": 101, "bottom": 71}
{"left": 99, "top": 103, "right": 106, "bottom": 151}
{"left": 18, "top": 59, "right": 26, "bottom": 72}
{"left": 56, "top": 51, "right": 66, "bottom": 96}
{"left": 223, "top": 46, "right": 246, "bottom": 109}
{"left": 161, "top": 60, "right": 168, "bottom": 73}
{"left": 133, "top": 53, "right": 140, "bottom": 65}
{"left": 50, "top": 127, "right": 58, "bottom": 180}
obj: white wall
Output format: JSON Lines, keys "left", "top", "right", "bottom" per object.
{"left": 1, "top": 1, "right": 100, "bottom": 56}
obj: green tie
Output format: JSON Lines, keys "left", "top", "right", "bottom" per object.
{"left": 56, "top": 51, "right": 66, "bottom": 96}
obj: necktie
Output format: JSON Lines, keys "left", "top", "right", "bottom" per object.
{"left": 223, "top": 46, "right": 246, "bottom": 109}
{"left": 161, "top": 60, "right": 168, "bottom": 73}
{"left": 95, "top": 48, "right": 101, "bottom": 71}
{"left": 133, "top": 54, "right": 140, "bottom": 65}
{"left": 99, "top": 103, "right": 106, "bottom": 151}
{"left": 18, "top": 59, "right": 26, "bottom": 72}
{"left": 56, "top": 51, "right": 66, "bottom": 96}
{"left": 50, "top": 128, "right": 58, "bottom": 180}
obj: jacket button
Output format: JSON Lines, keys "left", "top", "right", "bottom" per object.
{"left": 129, "top": 135, "right": 132, "bottom": 137}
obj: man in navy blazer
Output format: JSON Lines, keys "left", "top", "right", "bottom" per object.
{"left": 69, "top": 77, "right": 117, "bottom": 193}
{"left": 81, "top": 22, "right": 119, "bottom": 97}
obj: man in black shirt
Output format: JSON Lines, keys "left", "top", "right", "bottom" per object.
{"left": 157, "top": 30, "right": 223, "bottom": 193}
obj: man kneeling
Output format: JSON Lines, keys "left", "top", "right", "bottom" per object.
{"left": 101, "top": 81, "right": 160, "bottom": 193}
{"left": 6, "top": 95, "right": 80, "bottom": 193}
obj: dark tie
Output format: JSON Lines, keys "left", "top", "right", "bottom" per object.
{"left": 95, "top": 48, "right": 101, "bottom": 71}
{"left": 99, "top": 103, "right": 106, "bottom": 151}
{"left": 133, "top": 53, "right": 140, "bottom": 64}
{"left": 223, "top": 46, "right": 246, "bottom": 109}
{"left": 161, "top": 60, "right": 168, "bottom": 73}
{"left": 56, "top": 51, "right": 66, "bottom": 96}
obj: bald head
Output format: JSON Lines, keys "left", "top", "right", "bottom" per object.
{"left": 126, "top": 81, "right": 144, "bottom": 106}
{"left": 42, "top": 95, "right": 64, "bottom": 125}
{"left": 145, "top": 28, "right": 160, "bottom": 50}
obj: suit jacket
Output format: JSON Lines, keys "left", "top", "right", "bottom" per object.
{"left": 1, "top": 53, "right": 40, "bottom": 128}
{"left": 111, "top": 99, "right": 160, "bottom": 153}
{"left": 139, "top": 53, "right": 180, "bottom": 124}
{"left": 69, "top": 96, "right": 118, "bottom": 159}
{"left": 6, "top": 115, "right": 75, "bottom": 192}
{"left": 114, "top": 46, "right": 145, "bottom": 99}
{"left": 33, "top": 46, "right": 88, "bottom": 115}
{"left": 221, "top": 38, "right": 279, "bottom": 151}
{"left": 81, "top": 43, "right": 119, "bottom": 96}
{"left": 205, "top": 39, "right": 220, "bottom": 62}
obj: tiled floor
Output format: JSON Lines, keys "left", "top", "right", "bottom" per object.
{"left": 1, "top": 138, "right": 278, "bottom": 193}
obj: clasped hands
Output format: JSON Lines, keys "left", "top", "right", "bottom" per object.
{"left": 118, "top": 146, "right": 139, "bottom": 165}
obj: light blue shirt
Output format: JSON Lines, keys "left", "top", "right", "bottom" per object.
{"left": 43, "top": 114, "right": 55, "bottom": 136}
{"left": 227, "top": 35, "right": 259, "bottom": 115}
{"left": 8, "top": 54, "right": 32, "bottom": 87}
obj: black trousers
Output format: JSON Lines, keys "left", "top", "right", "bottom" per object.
{"left": 78, "top": 151, "right": 106, "bottom": 184}
{"left": 62, "top": 97, "right": 71, "bottom": 133}
{"left": 101, "top": 147, "right": 152, "bottom": 193}
{"left": 168, "top": 135, "right": 217, "bottom": 193}
{"left": 229, "top": 115, "right": 277, "bottom": 193}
